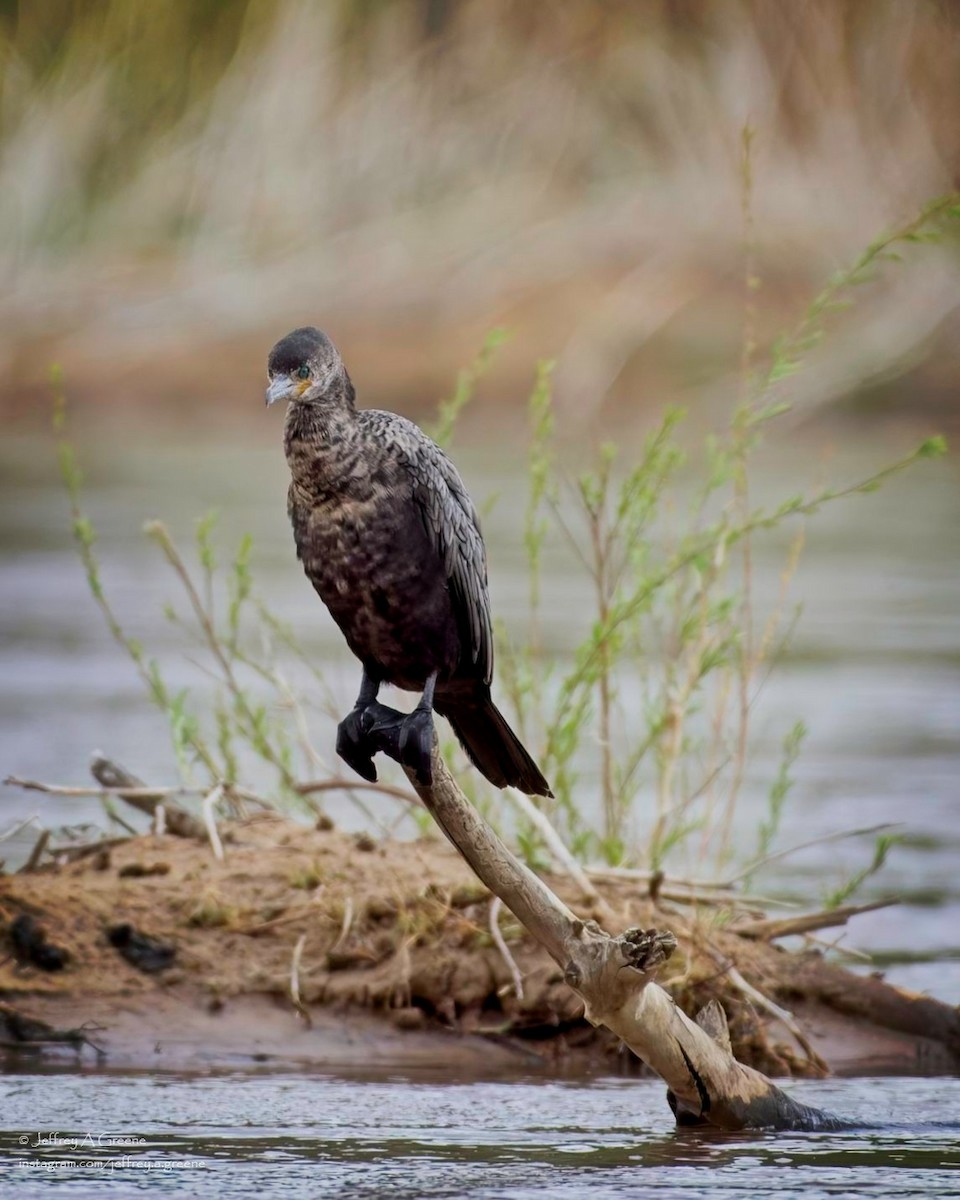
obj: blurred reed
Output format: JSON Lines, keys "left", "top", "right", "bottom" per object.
{"left": 1, "top": 1, "right": 958, "bottom": 422}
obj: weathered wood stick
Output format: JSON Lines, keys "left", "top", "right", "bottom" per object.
{"left": 778, "top": 955, "right": 960, "bottom": 1058}
{"left": 89, "top": 756, "right": 207, "bottom": 840}
{"left": 734, "top": 898, "right": 897, "bottom": 941}
{"left": 358, "top": 702, "right": 842, "bottom": 1131}
{"left": 18, "top": 829, "right": 50, "bottom": 874}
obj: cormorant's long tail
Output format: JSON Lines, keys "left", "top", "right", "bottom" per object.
{"left": 436, "top": 690, "right": 552, "bottom": 798}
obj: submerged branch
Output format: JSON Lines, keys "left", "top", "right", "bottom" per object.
{"left": 358, "top": 703, "right": 842, "bottom": 1131}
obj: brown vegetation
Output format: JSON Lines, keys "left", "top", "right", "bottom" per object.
{"left": 2, "top": 2, "right": 959, "bottom": 431}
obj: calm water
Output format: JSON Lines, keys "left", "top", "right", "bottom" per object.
{"left": 1, "top": 430, "right": 959, "bottom": 1194}
{"left": 1, "top": 431, "right": 959, "bottom": 998}
{"left": 1, "top": 1070, "right": 959, "bottom": 1198}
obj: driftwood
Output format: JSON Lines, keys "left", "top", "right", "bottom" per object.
{"left": 89, "top": 756, "right": 207, "bottom": 840}
{"left": 0, "top": 1003, "right": 104, "bottom": 1058}
{"left": 778, "top": 955, "right": 960, "bottom": 1058}
{"left": 733, "top": 898, "right": 897, "bottom": 941}
{"left": 357, "top": 701, "right": 843, "bottom": 1131}
{"left": 3, "top": 762, "right": 208, "bottom": 843}
{"left": 19, "top": 829, "right": 50, "bottom": 874}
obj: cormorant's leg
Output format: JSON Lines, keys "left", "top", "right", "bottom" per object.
{"left": 397, "top": 671, "right": 438, "bottom": 787}
{"left": 336, "top": 670, "right": 381, "bottom": 782}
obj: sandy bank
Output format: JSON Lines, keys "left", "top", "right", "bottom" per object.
{"left": 2, "top": 814, "right": 957, "bottom": 1078}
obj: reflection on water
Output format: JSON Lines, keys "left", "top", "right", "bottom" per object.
{"left": 1, "top": 1071, "right": 959, "bottom": 1198}
{"left": 1, "top": 432, "right": 958, "bottom": 993}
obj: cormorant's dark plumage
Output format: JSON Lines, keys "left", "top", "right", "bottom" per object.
{"left": 266, "top": 326, "right": 552, "bottom": 797}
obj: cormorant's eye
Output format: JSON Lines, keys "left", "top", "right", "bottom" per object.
{"left": 296, "top": 365, "right": 310, "bottom": 380}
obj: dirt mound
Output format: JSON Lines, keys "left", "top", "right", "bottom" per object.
{"left": 2, "top": 814, "right": 957, "bottom": 1077}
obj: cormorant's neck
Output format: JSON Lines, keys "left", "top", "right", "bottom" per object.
{"left": 283, "top": 371, "right": 358, "bottom": 448}
{"left": 328, "top": 367, "right": 356, "bottom": 412}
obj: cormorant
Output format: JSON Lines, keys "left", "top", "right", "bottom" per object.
{"left": 266, "top": 326, "right": 552, "bottom": 797}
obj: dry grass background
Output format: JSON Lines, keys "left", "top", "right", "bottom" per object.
{"left": 1, "top": 0, "right": 958, "bottom": 431}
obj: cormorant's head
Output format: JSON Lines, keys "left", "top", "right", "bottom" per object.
{"left": 265, "top": 327, "right": 345, "bottom": 407}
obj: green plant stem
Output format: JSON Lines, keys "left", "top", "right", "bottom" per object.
{"left": 52, "top": 378, "right": 221, "bottom": 778}
{"left": 551, "top": 444, "right": 939, "bottom": 740}
{"left": 762, "top": 193, "right": 960, "bottom": 392}
{"left": 144, "top": 520, "right": 298, "bottom": 791}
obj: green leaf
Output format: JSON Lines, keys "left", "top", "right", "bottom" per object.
{"left": 917, "top": 435, "right": 948, "bottom": 459}
{"left": 430, "top": 327, "right": 510, "bottom": 448}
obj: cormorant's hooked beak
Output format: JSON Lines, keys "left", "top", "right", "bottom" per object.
{"left": 265, "top": 376, "right": 296, "bottom": 407}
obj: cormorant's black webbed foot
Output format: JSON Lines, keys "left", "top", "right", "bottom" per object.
{"left": 344, "top": 674, "right": 437, "bottom": 787}
{"left": 338, "top": 673, "right": 438, "bottom": 787}
{"left": 395, "top": 672, "right": 438, "bottom": 787}
{"left": 336, "top": 708, "right": 378, "bottom": 782}
{"left": 336, "top": 671, "right": 381, "bottom": 782}
{"left": 397, "top": 707, "right": 436, "bottom": 787}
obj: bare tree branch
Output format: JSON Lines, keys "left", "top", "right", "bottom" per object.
{"left": 733, "top": 899, "right": 897, "bottom": 941}
{"left": 358, "top": 703, "right": 842, "bottom": 1131}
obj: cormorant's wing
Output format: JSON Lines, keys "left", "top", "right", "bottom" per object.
{"left": 379, "top": 414, "right": 493, "bottom": 684}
